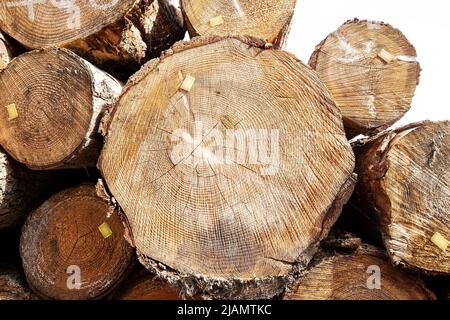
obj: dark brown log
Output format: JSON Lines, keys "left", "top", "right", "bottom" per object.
{"left": 99, "top": 36, "right": 356, "bottom": 299}
{"left": 112, "top": 269, "right": 201, "bottom": 300}
{"left": 0, "top": 48, "right": 122, "bottom": 170}
{"left": 352, "top": 121, "right": 450, "bottom": 275}
{"left": 0, "top": 0, "right": 185, "bottom": 78}
{"left": 310, "top": 19, "right": 420, "bottom": 138}
{"left": 284, "top": 244, "right": 435, "bottom": 300}
{"left": 20, "top": 184, "right": 135, "bottom": 300}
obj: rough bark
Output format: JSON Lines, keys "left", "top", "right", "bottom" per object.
{"left": 309, "top": 19, "right": 420, "bottom": 138}
{"left": 284, "top": 244, "right": 435, "bottom": 300}
{"left": 352, "top": 121, "right": 450, "bottom": 275}
{"left": 0, "top": 0, "right": 185, "bottom": 78}
{"left": 1, "top": 149, "right": 45, "bottom": 229}
{"left": 1, "top": 148, "right": 92, "bottom": 230}
{"left": 0, "top": 266, "right": 35, "bottom": 300}
{"left": 20, "top": 184, "right": 135, "bottom": 300}
{"left": 99, "top": 36, "right": 356, "bottom": 299}
{"left": 181, "top": 0, "right": 296, "bottom": 48}
{"left": 0, "top": 31, "right": 14, "bottom": 70}
{"left": 0, "top": 48, "right": 122, "bottom": 170}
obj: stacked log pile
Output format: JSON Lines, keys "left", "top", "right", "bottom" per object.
{"left": 0, "top": 2, "right": 448, "bottom": 300}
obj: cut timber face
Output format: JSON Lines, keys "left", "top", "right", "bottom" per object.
{"left": 0, "top": 48, "right": 122, "bottom": 170}
{"left": 284, "top": 246, "right": 434, "bottom": 300}
{"left": 0, "top": 1, "right": 185, "bottom": 77}
{"left": 20, "top": 185, "right": 135, "bottom": 300}
{"left": 310, "top": 19, "right": 420, "bottom": 137}
{"left": 181, "top": 0, "right": 297, "bottom": 47}
{"left": 0, "top": 1, "right": 136, "bottom": 48}
{"left": 99, "top": 36, "right": 356, "bottom": 298}
{"left": 355, "top": 121, "right": 450, "bottom": 275}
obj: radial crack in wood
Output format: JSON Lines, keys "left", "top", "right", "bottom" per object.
{"left": 284, "top": 245, "right": 435, "bottom": 300}
{"left": 20, "top": 184, "right": 135, "bottom": 300}
{"left": 309, "top": 19, "right": 420, "bottom": 138}
{"left": 352, "top": 121, "right": 450, "bottom": 275}
{"left": 181, "top": 0, "right": 297, "bottom": 48}
{"left": 99, "top": 36, "right": 356, "bottom": 299}
{"left": 0, "top": 48, "right": 122, "bottom": 170}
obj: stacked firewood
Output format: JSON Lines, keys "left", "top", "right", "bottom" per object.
{"left": 0, "top": 1, "right": 448, "bottom": 300}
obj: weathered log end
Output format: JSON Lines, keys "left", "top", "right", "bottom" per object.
{"left": 181, "top": 0, "right": 297, "bottom": 48}
{"left": 99, "top": 36, "right": 355, "bottom": 299}
{"left": 0, "top": 48, "right": 122, "bottom": 170}
{"left": 284, "top": 244, "right": 435, "bottom": 300}
{"left": 310, "top": 19, "right": 420, "bottom": 138}
{"left": 20, "top": 184, "right": 135, "bottom": 300}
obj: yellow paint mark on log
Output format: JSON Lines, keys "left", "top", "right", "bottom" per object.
{"left": 98, "top": 222, "right": 113, "bottom": 239}
{"left": 431, "top": 232, "right": 449, "bottom": 252}
{"left": 378, "top": 49, "right": 394, "bottom": 64}
{"left": 209, "top": 15, "right": 224, "bottom": 27}
{"left": 180, "top": 75, "right": 196, "bottom": 92}
{"left": 5, "top": 103, "right": 18, "bottom": 120}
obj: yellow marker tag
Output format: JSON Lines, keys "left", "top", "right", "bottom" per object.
{"left": 209, "top": 15, "right": 224, "bottom": 27}
{"left": 98, "top": 222, "right": 113, "bottom": 239}
{"left": 180, "top": 75, "right": 196, "bottom": 92}
{"left": 378, "top": 49, "right": 395, "bottom": 64}
{"left": 431, "top": 232, "right": 449, "bottom": 252}
{"left": 5, "top": 103, "right": 18, "bottom": 120}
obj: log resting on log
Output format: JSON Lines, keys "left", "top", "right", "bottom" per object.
{"left": 1, "top": 148, "right": 91, "bottom": 230}
{"left": 20, "top": 184, "right": 135, "bottom": 300}
{"left": 99, "top": 36, "right": 356, "bottom": 299}
{"left": 0, "top": 1, "right": 185, "bottom": 77}
{"left": 284, "top": 244, "right": 435, "bottom": 300}
{"left": 112, "top": 269, "right": 200, "bottom": 300}
{"left": 0, "top": 266, "right": 35, "bottom": 300}
{"left": 0, "top": 48, "right": 122, "bottom": 170}
{"left": 353, "top": 121, "right": 450, "bottom": 275}
{"left": 181, "top": 0, "right": 297, "bottom": 48}
{"left": 0, "top": 31, "right": 14, "bottom": 70}
{"left": 1, "top": 149, "right": 46, "bottom": 229}
{"left": 310, "top": 19, "right": 420, "bottom": 138}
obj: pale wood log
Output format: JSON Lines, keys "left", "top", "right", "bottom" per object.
{"left": 99, "top": 36, "right": 356, "bottom": 299}
{"left": 0, "top": 48, "right": 122, "bottom": 170}
{"left": 310, "top": 19, "right": 420, "bottom": 138}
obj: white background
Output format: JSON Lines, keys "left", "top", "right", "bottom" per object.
{"left": 285, "top": 0, "right": 449, "bottom": 128}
